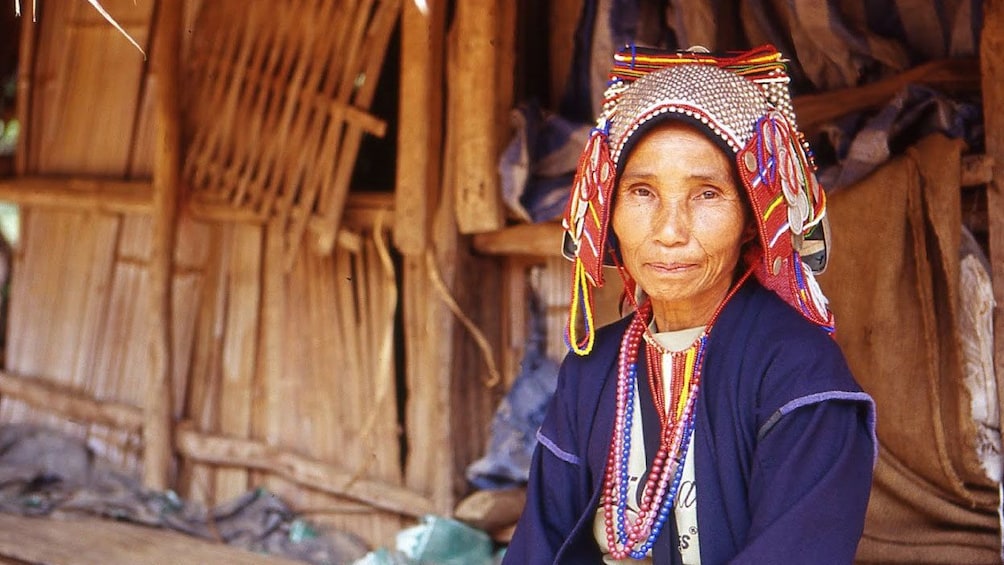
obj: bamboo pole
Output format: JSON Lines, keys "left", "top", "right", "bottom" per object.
{"left": 394, "top": 0, "right": 446, "bottom": 255}
{"left": 0, "top": 370, "right": 143, "bottom": 432}
{"left": 452, "top": 0, "right": 503, "bottom": 234}
{"left": 144, "top": 0, "right": 183, "bottom": 490}
{"left": 175, "top": 423, "right": 436, "bottom": 518}
{"left": 979, "top": 0, "right": 1004, "bottom": 480}
{"left": 0, "top": 177, "right": 153, "bottom": 214}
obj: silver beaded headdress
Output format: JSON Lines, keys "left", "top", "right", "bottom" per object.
{"left": 563, "top": 45, "right": 833, "bottom": 355}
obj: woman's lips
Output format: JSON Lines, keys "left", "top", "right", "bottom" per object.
{"left": 646, "top": 261, "right": 697, "bottom": 274}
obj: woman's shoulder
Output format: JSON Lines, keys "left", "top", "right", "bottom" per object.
{"left": 739, "top": 282, "right": 843, "bottom": 354}
{"left": 718, "top": 281, "right": 862, "bottom": 399}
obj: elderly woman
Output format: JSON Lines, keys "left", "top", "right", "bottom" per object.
{"left": 503, "top": 46, "right": 875, "bottom": 564}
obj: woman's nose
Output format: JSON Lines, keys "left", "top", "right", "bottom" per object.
{"left": 652, "top": 199, "right": 691, "bottom": 245}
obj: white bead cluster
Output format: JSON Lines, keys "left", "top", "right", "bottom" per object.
{"left": 607, "top": 65, "right": 771, "bottom": 164}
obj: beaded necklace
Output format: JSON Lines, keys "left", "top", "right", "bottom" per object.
{"left": 601, "top": 269, "right": 753, "bottom": 559}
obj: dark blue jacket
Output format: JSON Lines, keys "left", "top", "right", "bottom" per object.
{"left": 504, "top": 280, "right": 875, "bottom": 564}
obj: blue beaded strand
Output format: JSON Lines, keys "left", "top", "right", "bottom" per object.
{"left": 627, "top": 405, "right": 698, "bottom": 559}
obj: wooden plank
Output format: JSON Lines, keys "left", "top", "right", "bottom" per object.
{"left": 452, "top": 0, "right": 504, "bottom": 234}
{"left": 92, "top": 260, "right": 151, "bottom": 406}
{"left": 0, "top": 513, "right": 306, "bottom": 565}
{"left": 473, "top": 221, "right": 564, "bottom": 257}
{"left": 214, "top": 224, "right": 263, "bottom": 501}
{"left": 254, "top": 220, "right": 286, "bottom": 449}
{"left": 401, "top": 41, "right": 464, "bottom": 510}
{"left": 980, "top": 0, "right": 1004, "bottom": 488}
{"left": 29, "top": 1, "right": 153, "bottom": 176}
{"left": 144, "top": 0, "right": 183, "bottom": 490}
{"left": 394, "top": 0, "right": 446, "bottom": 255}
{"left": 176, "top": 224, "right": 228, "bottom": 505}
{"left": 3, "top": 209, "right": 119, "bottom": 393}
{"left": 401, "top": 255, "right": 452, "bottom": 512}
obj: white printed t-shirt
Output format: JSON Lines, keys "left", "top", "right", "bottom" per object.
{"left": 594, "top": 325, "right": 703, "bottom": 565}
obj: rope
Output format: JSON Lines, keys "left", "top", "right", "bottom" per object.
{"left": 425, "top": 249, "right": 502, "bottom": 389}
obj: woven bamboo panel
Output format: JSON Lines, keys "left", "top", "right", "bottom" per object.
{"left": 183, "top": 0, "right": 399, "bottom": 266}
{"left": 176, "top": 215, "right": 404, "bottom": 545}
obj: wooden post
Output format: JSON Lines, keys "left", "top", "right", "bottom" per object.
{"left": 452, "top": 0, "right": 504, "bottom": 233}
{"left": 144, "top": 0, "right": 183, "bottom": 490}
{"left": 980, "top": 0, "right": 1004, "bottom": 464}
{"left": 394, "top": 0, "right": 446, "bottom": 255}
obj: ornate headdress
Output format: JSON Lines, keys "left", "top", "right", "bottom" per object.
{"left": 563, "top": 45, "right": 833, "bottom": 355}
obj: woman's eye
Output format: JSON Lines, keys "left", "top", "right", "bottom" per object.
{"left": 699, "top": 189, "right": 720, "bottom": 199}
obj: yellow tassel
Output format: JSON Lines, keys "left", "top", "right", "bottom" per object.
{"left": 568, "top": 259, "right": 596, "bottom": 355}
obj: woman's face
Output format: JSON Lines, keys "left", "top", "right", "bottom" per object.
{"left": 612, "top": 121, "right": 749, "bottom": 331}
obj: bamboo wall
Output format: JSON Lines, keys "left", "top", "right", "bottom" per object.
{"left": 0, "top": 0, "right": 459, "bottom": 549}
{"left": 2, "top": 0, "right": 164, "bottom": 471}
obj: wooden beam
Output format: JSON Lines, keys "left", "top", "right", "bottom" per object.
{"left": 0, "top": 371, "right": 142, "bottom": 433}
{"left": 174, "top": 423, "right": 436, "bottom": 518}
{"left": 452, "top": 0, "right": 504, "bottom": 233}
{"left": 794, "top": 57, "right": 981, "bottom": 134}
{"left": 0, "top": 513, "right": 307, "bottom": 565}
{"left": 0, "top": 177, "right": 153, "bottom": 214}
{"left": 980, "top": 0, "right": 1004, "bottom": 482}
{"left": 394, "top": 0, "right": 445, "bottom": 255}
{"left": 472, "top": 221, "right": 564, "bottom": 257}
{"left": 144, "top": 0, "right": 183, "bottom": 491}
